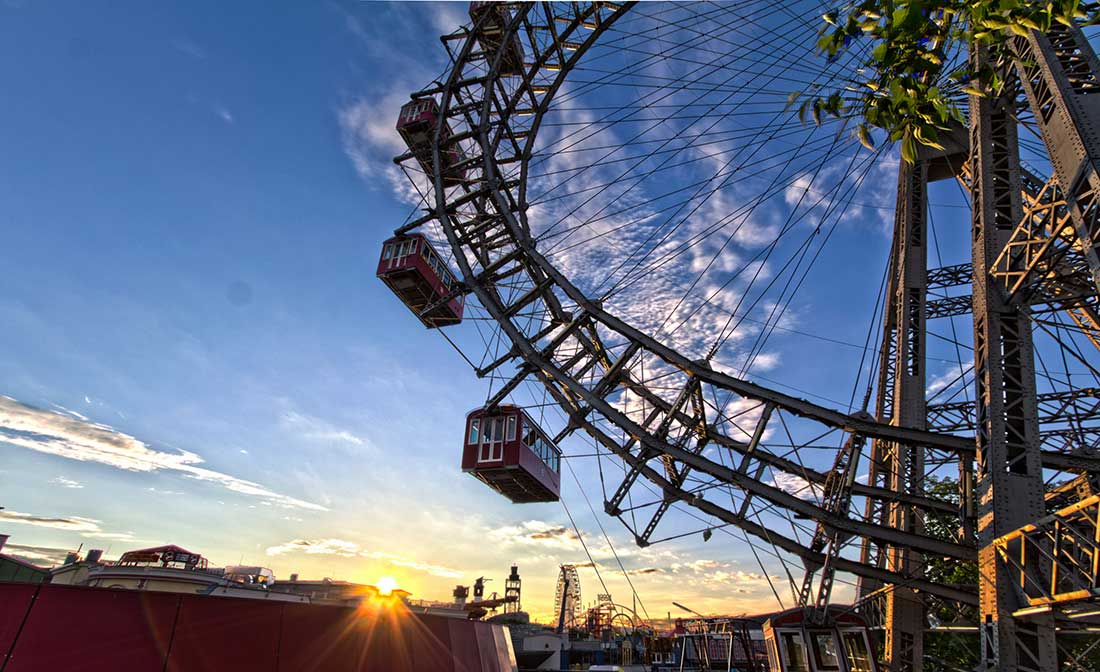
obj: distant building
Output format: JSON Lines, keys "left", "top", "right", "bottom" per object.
{"left": 51, "top": 543, "right": 307, "bottom": 602}
{"left": 269, "top": 575, "right": 394, "bottom": 605}
{"left": 0, "top": 535, "right": 49, "bottom": 584}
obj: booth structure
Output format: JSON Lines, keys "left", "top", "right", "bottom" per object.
{"left": 762, "top": 608, "right": 878, "bottom": 672}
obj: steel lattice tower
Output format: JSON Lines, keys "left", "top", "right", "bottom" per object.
{"left": 862, "top": 24, "right": 1100, "bottom": 672}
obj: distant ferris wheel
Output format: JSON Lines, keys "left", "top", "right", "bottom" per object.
{"left": 378, "top": 3, "right": 1100, "bottom": 671}
{"left": 553, "top": 564, "right": 581, "bottom": 630}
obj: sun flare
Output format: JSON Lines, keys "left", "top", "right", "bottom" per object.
{"left": 376, "top": 576, "right": 399, "bottom": 596}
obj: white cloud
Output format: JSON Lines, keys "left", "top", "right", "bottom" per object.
{"left": 50, "top": 476, "right": 83, "bottom": 489}
{"left": 927, "top": 358, "right": 973, "bottom": 398}
{"left": 768, "top": 472, "right": 822, "bottom": 504}
{"left": 0, "top": 396, "right": 326, "bottom": 511}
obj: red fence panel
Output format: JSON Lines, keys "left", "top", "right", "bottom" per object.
{"left": 277, "top": 602, "right": 363, "bottom": 672}
{"left": 408, "top": 611, "right": 457, "bottom": 671}
{"left": 165, "top": 594, "right": 282, "bottom": 672}
{"left": 0, "top": 583, "right": 39, "bottom": 667}
{"left": 4, "top": 584, "right": 179, "bottom": 672}
{"left": 447, "top": 618, "right": 485, "bottom": 672}
{"left": 0, "top": 584, "right": 518, "bottom": 672}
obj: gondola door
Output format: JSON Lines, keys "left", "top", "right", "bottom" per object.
{"left": 477, "top": 415, "right": 505, "bottom": 463}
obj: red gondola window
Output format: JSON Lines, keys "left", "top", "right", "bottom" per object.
{"left": 780, "top": 632, "right": 809, "bottom": 672}
{"left": 840, "top": 631, "right": 874, "bottom": 672}
{"left": 419, "top": 244, "right": 454, "bottom": 291}
{"left": 478, "top": 416, "right": 505, "bottom": 462}
{"left": 810, "top": 631, "right": 840, "bottom": 670}
{"left": 521, "top": 418, "right": 559, "bottom": 473}
{"left": 469, "top": 418, "right": 479, "bottom": 444}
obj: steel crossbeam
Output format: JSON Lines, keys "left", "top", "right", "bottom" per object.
{"left": 994, "top": 494, "right": 1100, "bottom": 608}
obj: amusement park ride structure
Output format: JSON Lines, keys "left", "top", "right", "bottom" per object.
{"left": 379, "top": 3, "right": 1100, "bottom": 671}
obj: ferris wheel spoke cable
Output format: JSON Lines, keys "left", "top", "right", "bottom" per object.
{"left": 593, "top": 128, "right": 855, "bottom": 304}
{"left": 845, "top": 241, "right": 892, "bottom": 414}
{"left": 527, "top": 17, "right": 818, "bottom": 186}
{"left": 541, "top": 0, "right": 793, "bottom": 116}
{"left": 528, "top": 117, "right": 828, "bottom": 184}
{"left": 705, "top": 142, "right": 873, "bottom": 363}
{"left": 527, "top": 45, "right": 811, "bottom": 230}
{"left": 530, "top": 20, "right": 843, "bottom": 251}
{"left": 733, "top": 150, "right": 885, "bottom": 378}
{"left": 591, "top": 143, "right": 851, "bottom": 296}
{"left": 928, "top": 205, "right": 974, "bottom": 407}
{"left": 649, "top": 138, "right": 867, "bottom": 355}
{"left": 534, "top": 131, "right": 845, "bottom": 260}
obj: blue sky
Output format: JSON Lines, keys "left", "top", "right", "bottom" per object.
{"left": 0, "top": 1, "right": 989, "bottom": 621}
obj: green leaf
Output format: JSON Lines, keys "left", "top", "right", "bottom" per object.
{"left": 857, "top": 124, "right": 876, "bottom": 150}
{"left": 900, "top": 131, "right": 917, "bottom": 164}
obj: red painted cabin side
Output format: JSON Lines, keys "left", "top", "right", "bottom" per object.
{"left": 395, "top": 99, "right": 466, "bottom": 184}
{"left": 461, "top": 405, "right": 560, "bottom": 503}
{"left": 378, "top": 234, "right": 464, "bottom": 328}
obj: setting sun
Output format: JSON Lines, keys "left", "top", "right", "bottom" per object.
{"left": 376, "top": 576, "right": 399, "bottom": 596}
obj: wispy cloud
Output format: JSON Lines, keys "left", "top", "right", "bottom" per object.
{"left": 265, "top": 538, "right": 462, "bottom": 578}
{"left": 50, "top": 476, "right": 83, "bottom": 489}
{"left": 3, "top": 543, "right": 74, "bottom": 566}
{"left": 266, "top": 538, "right": 360, "bottom": 557}
{"left": 170, "top": 36, "right": 207, "bottom": 60}
{"left": 489, "top": 520, "right": 583, "bottom": 550}
{"left": 0, "top": 396, "right": 326, "bottom": 511}
{"left": 214, "top": 105, "right": 235, "bottom": 124}
{"left": 0, "top": 510, "right": 101, "bottom": 533}
{"left": 280, "top": 408, "right": 367, "bottom": 448}
{"left": 0, "top": 509, "right": 136, "bottom": 542}
{"left": 361, "top": 551, "right": 463, "bottom": 579}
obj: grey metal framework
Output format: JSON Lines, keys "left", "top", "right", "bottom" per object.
{"left": 393, "top": 4, "right": 1100, "bottom": 670}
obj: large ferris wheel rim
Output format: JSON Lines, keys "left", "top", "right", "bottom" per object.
{"left": 425, "top": 0, "right": 980, "bottom": 581}
{"left": 418, "top": 2, "right": 1100, "bottom": 465}
{"left": 410, "top": 1, "right": 1048, "bottom": 604}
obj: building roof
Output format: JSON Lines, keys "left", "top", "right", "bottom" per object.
{"left": 122, "top": 544, "right": 199, "bottom": 556}
{"left": 0, "top": 553, "right": 48, "bottom": 573}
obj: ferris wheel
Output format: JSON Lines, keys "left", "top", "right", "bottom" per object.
{"left": 553, "top": 564, "right": 582, "bottom": 630}
{"left": 378, "top": 3, "right": 1100, "bottom": 671}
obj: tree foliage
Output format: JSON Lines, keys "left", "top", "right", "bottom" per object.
{"left": 804, "top": 1, "right": 1100, "bottom": 162}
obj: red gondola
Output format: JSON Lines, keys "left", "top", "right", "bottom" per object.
{"left": 396, "top": 98, "right": 466, "bottom": 184}
{"left": 377, "top": 234, "right": 464, "bottom": 328}
{"left": 469, "top": 2, "right": 525, "bottom": 76}
{"left": 763, "top": 608, "right": 879, "bottom": 672}
{"left": 462, "top": 405, "right": 561, "bottom": 503}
